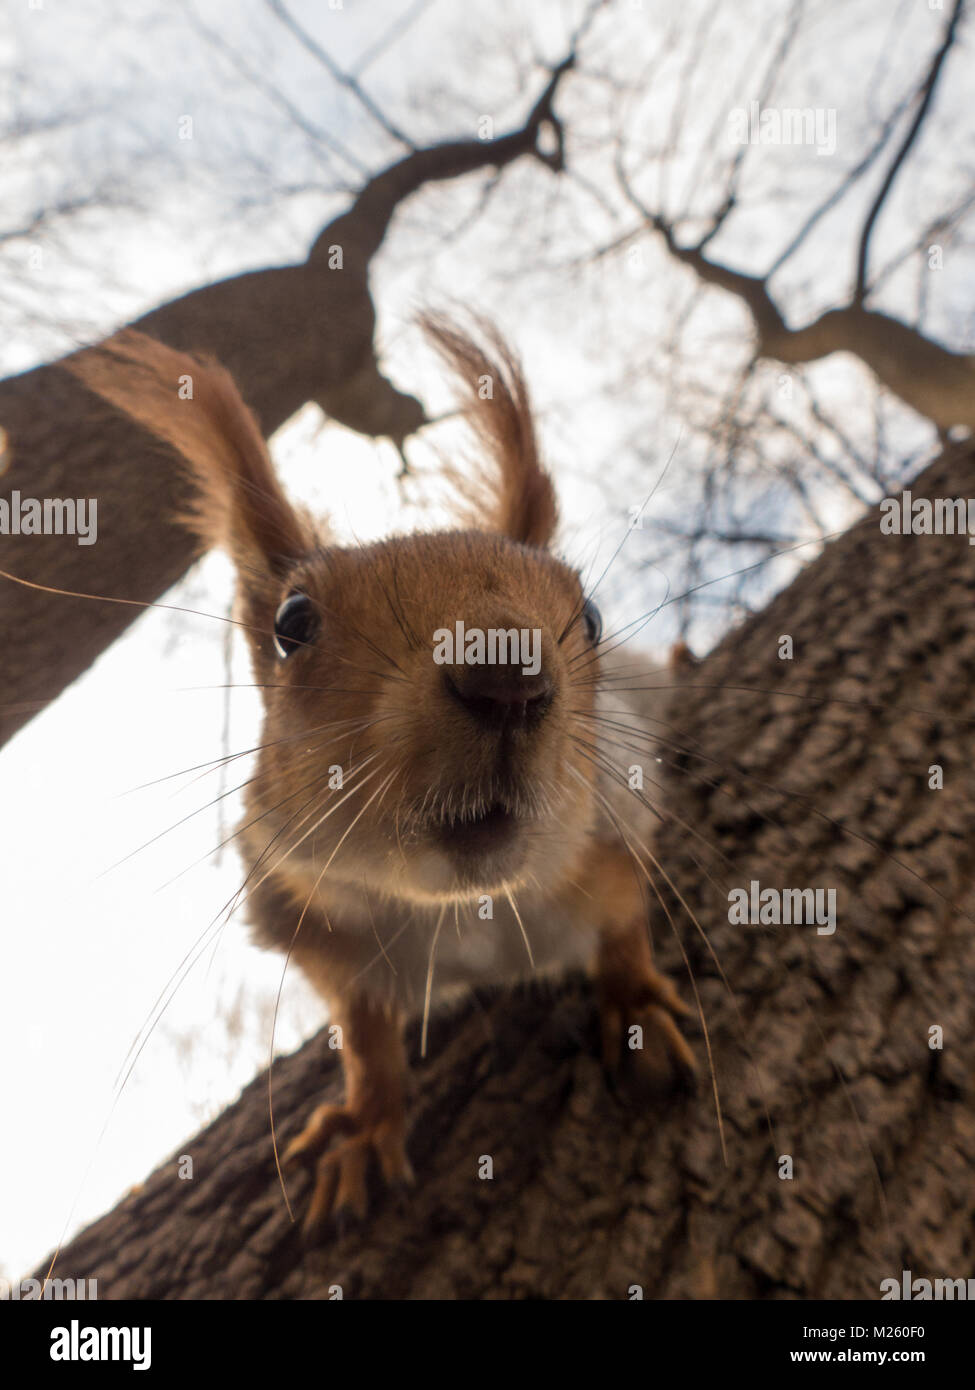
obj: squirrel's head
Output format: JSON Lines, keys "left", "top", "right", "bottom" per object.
{"left": 69, "top": 318, "right": 606, "bottom": 905}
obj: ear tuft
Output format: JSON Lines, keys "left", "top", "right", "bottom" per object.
{"left": 420, "top": 313, "right": 558, "bottom": 549}
{"left": 66, "top": 329, "right": 315, "bottom": 575}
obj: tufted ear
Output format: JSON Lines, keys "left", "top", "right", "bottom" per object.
{"left": 67, "top": 329, "right": 316, "bottom": 578}
{"left": 421, "top": 314, "right": 558, "bottom": 550}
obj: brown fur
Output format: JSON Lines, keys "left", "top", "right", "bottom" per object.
{"left": 67, "top": 331, "right": 316, "bottom": 574}
{"left": 420, "top": 313, "right": 559, "bottom": 549}
{"left": 70, "top": 322, "right": 693, "bottom": 1236}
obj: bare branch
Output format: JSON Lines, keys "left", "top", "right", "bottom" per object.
{"left": 692, "top": 0, "right": 807, "bottom": 250}
{"left": 854, "top": 0, "right": 965, "bottom": 303}
{"left": 264, "top": 0, "right": 415, "bottom": 151}
{"left": 766, "top": 84, "right": 914, "bottom": 276}
{"left": 351, "top": 0, "right": 437, "bottom": 78}
{"left": 617, "top": 148, "right": 975, "bottom": 432}
{"left": 181, "top": 1, "right": 367, "bottom": 177}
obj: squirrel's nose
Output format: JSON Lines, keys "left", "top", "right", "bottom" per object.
{"left": 444, "top": 665, "right": 555, "bottom": 731}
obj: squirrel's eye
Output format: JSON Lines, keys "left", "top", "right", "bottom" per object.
{"left": 581, "top": 598, "right": 602, "bottom": 647}
{"left": 273, "top": 592, "right": 318, "bottom": 658}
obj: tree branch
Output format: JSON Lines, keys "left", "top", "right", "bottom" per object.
{"left": 264, "top": 0, "right": 416, "bottom": 151}
{"left": 617, "top": 155, "right": 975, "bottom": 432}
{"left": 854, "top": 0, "right": 965, "bottom": 303}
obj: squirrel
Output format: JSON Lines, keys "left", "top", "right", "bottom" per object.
{"left": 68, "top": 319, "right": 695, "bottom": 1238}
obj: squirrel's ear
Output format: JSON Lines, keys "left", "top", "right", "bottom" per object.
{"left": 421, "top": 314, "right": 558, "bottom": 550}
{"left": 67, "top": 329, "right": 316, "bottom": 577}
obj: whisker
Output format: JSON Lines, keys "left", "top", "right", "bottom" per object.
{"left": 119, "top": 713, "right": 386, "bottom": 796}
{"left": 566, "top": 761, "right": 729, "bottom": 1163}
{"left": 421, "top": 903, "right": 449, "bottom": 1059}
{"left": 558, "top": 433, "right": 681, "bottom": 645}
{"left": 504, "top": 887, "right": 535, "bottom": 970}
{"left": 567, "top": 742, "right": 895, "bottom": 1244}
{"left": 576, "top": 700, "right": 975, "bottom": 931}
{"left": 266, "top": 767, "right": 400, "bottom": 1213}
{"left": 111, "top": 755, "right": 387, "bottom": 1097}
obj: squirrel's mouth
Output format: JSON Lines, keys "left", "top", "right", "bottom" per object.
{"left": 436, "top": 802, "right": 521, "bottom": 857}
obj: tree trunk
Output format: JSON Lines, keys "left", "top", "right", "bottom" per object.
{"left": 0, "top": 64, "right": 571, "bottom": 748}
{"left": 33, "top": 443, "right": 975, "bottom": 1299}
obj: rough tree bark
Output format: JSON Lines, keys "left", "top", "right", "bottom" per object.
{"left": 35, "top": 442, "right": 975, "bottom": 1299}
{"left": 0, "top": 59, "right": 571, "bottom": 749}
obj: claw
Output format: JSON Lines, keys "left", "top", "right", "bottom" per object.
{"left": 284, "top": 1102, "right": 412, "bottom": 1239}
{"left": 599, "top": 963, "right": 697, "bottom": 1093}
{"left": 282, "top": 1103, "right": 355, "bottom": 1169}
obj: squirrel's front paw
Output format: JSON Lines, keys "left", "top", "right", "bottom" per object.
{"left": 597, "top": 960, "right": 697, "bottom": 1093}
{"left": 283, "top": 1100, "right": 413, "bottom": 1238}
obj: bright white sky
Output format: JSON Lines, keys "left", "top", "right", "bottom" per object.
{"left": 1, "top": 0, "right": 969, "bottom": 1279}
